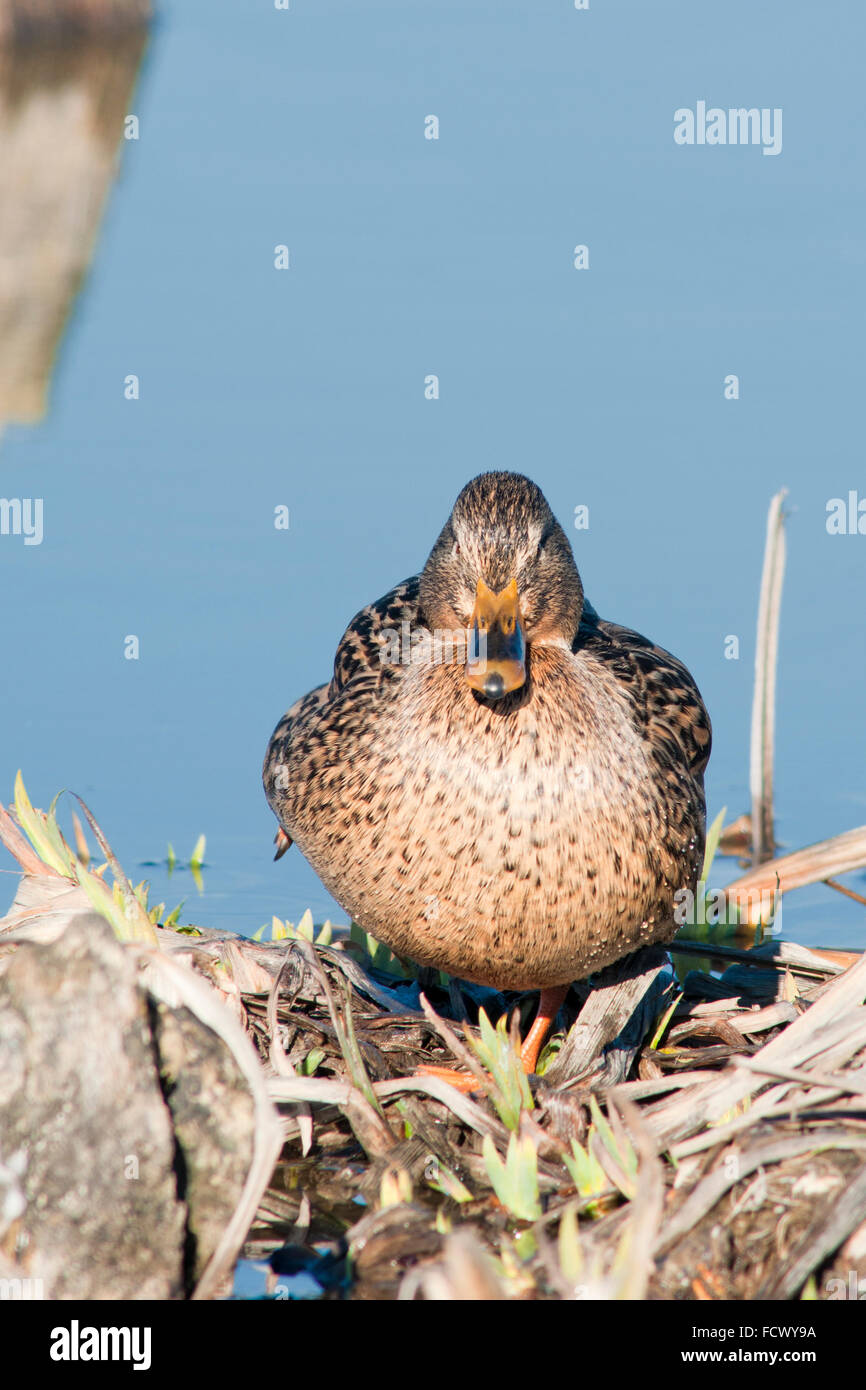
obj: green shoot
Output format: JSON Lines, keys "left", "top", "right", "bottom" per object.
{"left": 482, "top": 1133, "right": 541, "bottom": 1222}
{"left": 470, "top": 1008, "right": 534, "bottom": 1131}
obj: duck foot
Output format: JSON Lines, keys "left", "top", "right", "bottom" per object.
{"left": 414, "top": 1063, "right": 481, "bottom": 1094}
{"left": 415, "top": 985, "right": 570, "bottom": 1093}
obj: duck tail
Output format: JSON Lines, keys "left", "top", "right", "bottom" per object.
{"left": 273, "top": 827, "right": 293, "bottom": 860}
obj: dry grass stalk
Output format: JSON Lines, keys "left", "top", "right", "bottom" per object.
{"left": 749, "top": 488, "right": 787, "bottom": 862}
{"left": 725, "top": 824, "right": 866, "bottom": 922}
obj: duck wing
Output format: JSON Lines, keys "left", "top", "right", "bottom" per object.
{"left": 330, "top": 575, "right": 422, "bottom": 696}
{"left": 263, "top": 577, "right": 422, "bottom": 817}
{"left": 575, "top": 600, "right": 712, "bottom": 781}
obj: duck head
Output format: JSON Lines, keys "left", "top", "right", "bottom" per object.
{"left": 419, "top": 472, "right": 585, "bottom": 700}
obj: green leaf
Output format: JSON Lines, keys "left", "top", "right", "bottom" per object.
{"left": 71, "top": 793, "right": 158, "bottom": 943}
{"left": 13, "top": 773, "right": 70, "bottom": 876}
{"left": 513, "top": 1228, "right": 537, "bottom": 1262}
{"left": 701, "top": 805, "right": 727, "bottom": 881}
{"left": 40, "top": 789, "right": 77, "bottom": 872}
{"left": 536, "top": 1030, "right": 564, "bottom": 1076}
{"left": 297, "top": 908, "right": 315, "bottom": 942}
{"left": 558, "top": 1201, "right": 583, "bottom": 1285}
{"left": 189, "top": 834, "right": 206, "bottom": 869}
{"left": 300, "top": 1047, "right": 325, "bottom": 1076}
{"left": 482, "top": 1133, "right": 541, "bottom": 1222}
{"left": 73, "top": 861, "right": 142, "bottom": 943}
{"left": 346, "top": 922, "right": 413, "bottom": 978}
{"left": 649, "top": 990, "right": 683, "bottom": 1050}
{"left": 423, "top": 1156, "right": 473, "bottom": 1204}
{"left": 562, "top": 1137, "right": 608, "bottom": 1199}
{"left": 588, "top": 1096, "right": 637, "bottom": 1200}
{"left": 470, "top": 1008, "right": 533, "bottom": 1131}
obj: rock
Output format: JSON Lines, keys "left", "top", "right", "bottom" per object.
{"left": 151, "top": 1001, "right": 255, "bottom": 1286}
{"left": 0, "top": 911, "right": 256, "bottom": 1299}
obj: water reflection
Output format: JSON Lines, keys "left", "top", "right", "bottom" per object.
{"left": 0, "top": 26, "right": 147, "bottom": 427}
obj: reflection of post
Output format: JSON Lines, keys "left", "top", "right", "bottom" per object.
{"left": 0, "top": 1, "right": 150, "bottom": 44}
{"left": 0, "top": 15, "right": 149, "bottom": 426}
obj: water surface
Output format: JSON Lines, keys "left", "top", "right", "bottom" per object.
{"left": 1, "top": 1, "right": 864, "bottom": 950}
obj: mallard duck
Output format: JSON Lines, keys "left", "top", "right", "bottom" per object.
{"left": 263, "top": 472, "right": 711, "bottom": 1082}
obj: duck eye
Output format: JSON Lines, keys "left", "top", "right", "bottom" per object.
{"left": 453, "top": 542, "right": 461, "bottom": 558}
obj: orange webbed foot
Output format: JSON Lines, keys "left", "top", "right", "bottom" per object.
{"left": 414, "top": 1063, "right": 483, "bottom": 1094}
{"left": 415, "top": 985, "right": 570, "bottom": 1092}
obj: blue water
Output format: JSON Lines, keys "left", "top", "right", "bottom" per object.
{"left": 1, "top": 1, "right": 864, "bottom": 949}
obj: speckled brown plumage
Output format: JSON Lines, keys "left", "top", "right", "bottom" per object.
{"left": 263, "top": 473, "right": 711, "bottom": 992}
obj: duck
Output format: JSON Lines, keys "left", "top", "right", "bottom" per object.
{"left": 263, "top": 472, "right": 711, "bottom": 1086}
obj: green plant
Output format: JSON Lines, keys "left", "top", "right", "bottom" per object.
{"left": 299, "top": 1047, "right": 326, "bottom": 1076}
{"left": 649, "top": 990, "right": 683, "bottom": 1050}
{"left": 348, "top": 922, "right": 414, "bottom": 979}
{"left": 189, "top": 834, "right": 206, "bottom": 870}
{"left": 252, "top": 909, "right": 333, "bottom": 946}
{"left": 701, "top": 805, "right": 726, "bottom": 882}
{"left": 9, "top": 773, "right": 159, "bottom": 945}
{"left": 562, "top": 1136, "right": 608, "bottom": 1201}
{"left": 165, "top": 835, "right": 207, "bottom": 891}
{"left": 470, "top": 1008, "right": 534, "bottom": 1131}
{"left": 423, "top": 1156, "right": 473, "bottom": 1204}
{"left": 557, "top": 1200, "right": 583, "bottom": 1286}
{"left": 481, "top": 1132, "right": 541, "bottom": 1222}
{"left": 587, "top": 1095, "right": 638, "bottom": 1200}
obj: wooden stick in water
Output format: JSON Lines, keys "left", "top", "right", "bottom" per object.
{"left": 749, "top": 489, "right": 787, "bottom": 862}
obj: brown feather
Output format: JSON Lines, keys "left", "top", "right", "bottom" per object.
{"left": 263, "top": 474, "right": 711, "bottom": 991}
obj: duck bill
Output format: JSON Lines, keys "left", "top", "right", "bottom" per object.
{"left": 466, "top": 577, "right": 526, "bottom": 699}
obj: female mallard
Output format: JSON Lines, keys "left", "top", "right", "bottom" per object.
{"left": 263, "top": 472, "right": 711, "bottom": 1079}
